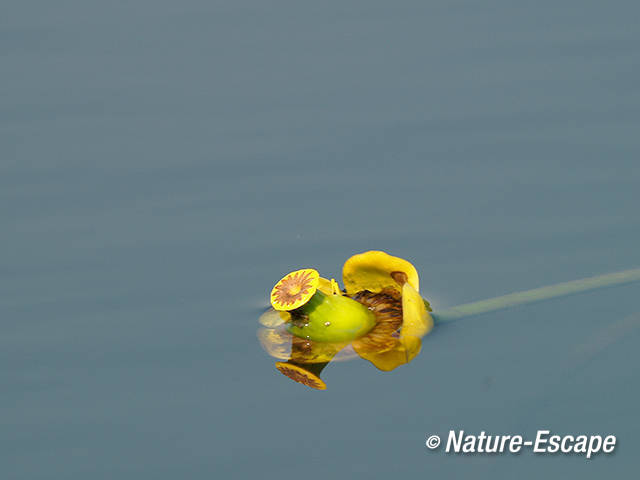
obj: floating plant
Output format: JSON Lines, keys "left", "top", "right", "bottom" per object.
{"left": 258, "top": 250, "right": 640, "bottom": 390}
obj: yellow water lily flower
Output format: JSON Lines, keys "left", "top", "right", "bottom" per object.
{"left": 258, "top": 251, "right": 434, "bottom": 387}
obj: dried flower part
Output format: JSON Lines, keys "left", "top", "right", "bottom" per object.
{"left": 351, "top": 288, "right": 404, "bottom": 354}
{"left": 275, "top": 362, "right": 327, "bottom": 390}
{"left": 390, "top": 271, "right": 408, "bottom": 286}
{"left": 354, "top": 282, "right": 432, "bottom": 371}
{"left": 270, "top": 268, "right": 319, "bottom": 311}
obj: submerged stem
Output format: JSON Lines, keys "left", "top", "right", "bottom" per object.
{"left": 433, "top": 267, "right": 640, "bottom": 323}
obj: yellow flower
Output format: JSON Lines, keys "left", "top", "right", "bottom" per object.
{"left": 258, "top": 250, "right": 434, "bottom": 387}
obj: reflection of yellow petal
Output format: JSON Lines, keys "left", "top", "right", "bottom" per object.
{"left": 342, "top": 251, "right": 420, "bottom": 295}
{"left": 275, "top": 362, "right": 327, "bottom": 390}
{"left": 356, "top": 347, "right": 410, "bottom": 372}
{"left": 257, "top": 327, "right": 292, "bottom": 360}
{"left": 354, "top": 282, "right": 433, "bottom": 371}
{"left": 258, "top": 309, "right": 290, "bottom": 327}
{"left": 257, "top": 326, "right": 357, "bottom": 363}
{"left": 288, "top": 338, "right": 348, "bottom": 364}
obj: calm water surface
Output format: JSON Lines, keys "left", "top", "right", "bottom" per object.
{"left": 3, "top": 1, "right": 640, "bottom": 478}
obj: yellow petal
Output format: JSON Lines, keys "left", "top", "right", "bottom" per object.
{"left": 400, "top": 282, "right": 433, "bottom": 344}
{"left": 317, "top": 277, "right": 343, "bottom": 296}
{"left": 317, "top": 277, "right": 333, "bottom": 295}
{"left": 342, "top": 251, "right": 420, "bottom": 295}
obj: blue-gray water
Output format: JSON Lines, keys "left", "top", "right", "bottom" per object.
{"left": 3, "top": 1, "right": 640, "bottom": 478}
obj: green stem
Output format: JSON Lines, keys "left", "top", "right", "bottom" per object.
{"left": 432, "top": 267, "right": 640, "bottom": 323}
